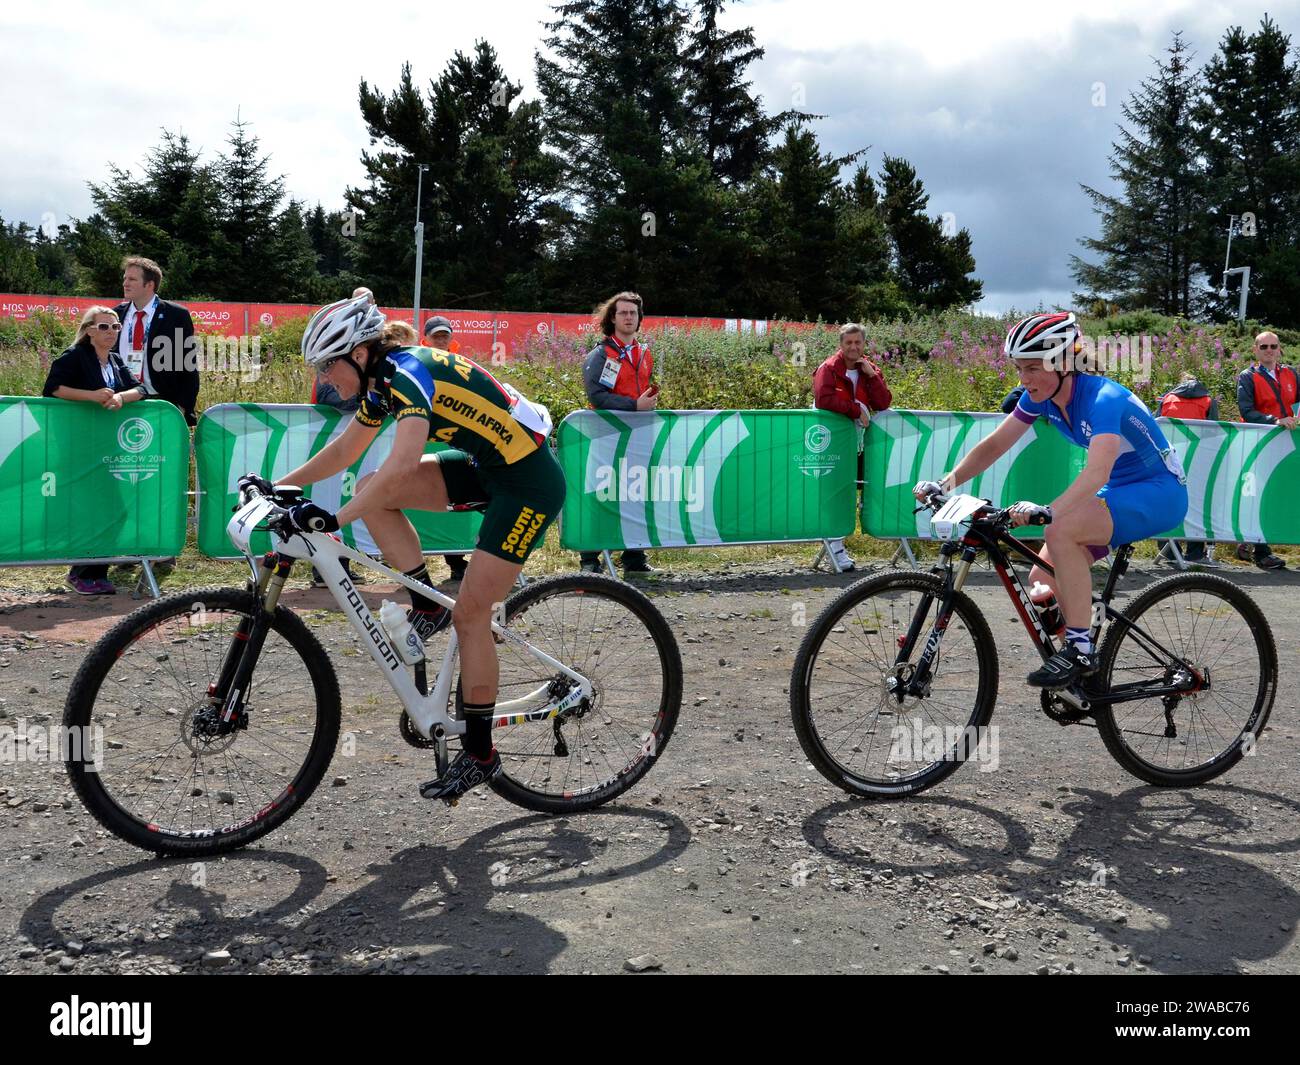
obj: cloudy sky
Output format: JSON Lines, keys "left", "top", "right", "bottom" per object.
{"left": 3, "top": 0, "right": 1295, "bottom": 313}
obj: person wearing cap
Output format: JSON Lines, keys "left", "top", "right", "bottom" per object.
{"left": 424, "top": 315, "right": 467, "bottom": 582}
{"left": 423, "top": 315, "right": 459, "bottom": 353}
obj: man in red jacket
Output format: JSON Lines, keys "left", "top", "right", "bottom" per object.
{"left": 1233, "top": 330, "right": 1293, "bottom": 570}
{"left": 813, "top": 323, "right": 893, "bottom": 570}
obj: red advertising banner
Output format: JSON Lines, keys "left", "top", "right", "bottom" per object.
{"left": 189, "top": 303, "right": 246, "bottom": 334}
{"left": 246, "top": 302, "right": 314, "bottom": 332}
{"left": 2, "top": 293, "right": 779, "bottom": 354}
{"left": 0, "top": 293, "right": 116, "bottom": 322}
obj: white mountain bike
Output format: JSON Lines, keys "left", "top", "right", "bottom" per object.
{"left": 64, "top": 482, "right": 683, "bottom": 857}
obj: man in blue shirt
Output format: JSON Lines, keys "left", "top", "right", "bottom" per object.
{"left": 915, "top": 312, "right": 1188, "bottom": 688}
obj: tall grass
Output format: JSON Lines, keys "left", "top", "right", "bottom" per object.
{"left": 5, "top": 306, "right": 1294, "bottom": 419}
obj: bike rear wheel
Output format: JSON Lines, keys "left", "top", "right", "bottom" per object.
{"left": 1094, "top": 573, "right": 1276, "bottom": 786}
{"left": 486, "top": 574, "right": 682, "bottom": 813}
{"left": 790, "top": 571, "right": 999, "bottom": 798}
{"left": 64, "top": 588, "right": 341, "bottom": 856}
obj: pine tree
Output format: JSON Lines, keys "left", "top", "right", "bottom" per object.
{"left": 682, "top": 0, "right": 787, "bottom": 184}
{"left": 269, "top": 200, "right": 322, "bottom": 302}
{"left": 80, "top": 130, "right": 224, "bottom": 298}
{"left": 1194, "top": 16, "right": 1300, "bottom": 325}
{"left": 0, "top": 215, "right": 43, "bottom": 293}
{"left": 739, "top": 121, "right": 864, "bottom": 319}
{"left": 878, "top": 156, "right": 981, "bottom": 312}
{"left": 350, "top": 44, "right": 559, "bottom": 306}
{"left": 536, "top": 0, "right": 725, "bottom": 309}
{"left": 835, "top": 165, "right": 903, "bottom": 319}
{"left": 216, "top": 115, "right": 287, "bottom": 299}
{"left": 1072, "top": 34, "right": 1206, "bottom": 315}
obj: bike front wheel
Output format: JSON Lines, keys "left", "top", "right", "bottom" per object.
{"left": 63, "top": 588, "right": 341, "bottom": 856}
{"left": 1094, "top": 573, "right": 1276, "bottom": 786}
{"left": 485, "top": 574, "right": 683, "bottom": 814}
{"left": 790, "top": 571, "right": 999, "bottom": 798}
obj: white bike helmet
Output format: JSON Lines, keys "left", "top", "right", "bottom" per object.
{"left": 301, "top": 295, "right": 386, "bottom": 368}
{"left": 1003, "top": 311, "right": 1080, "bottom": 362}
{"left": 1004, "top": 311, "right": 1081, "bottom": 402}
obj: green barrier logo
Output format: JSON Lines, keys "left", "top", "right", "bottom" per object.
{"left": 796, "top": 422, "right": 839, "bottom": 478}
{"left": 118, "top": 418, "right": 153, "bottom": 453}
{"left": 106, "top": 416, "right": 163, "bottom": 484}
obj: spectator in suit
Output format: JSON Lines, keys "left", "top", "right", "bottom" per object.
{"left": 813, "top": 323, "right": 893, "bottom": 571}
{"left": 114, "top": 256, "right": 199, "bottom": 426}
{"left": 43, "top": 306, "right": 150, "bottom": 595}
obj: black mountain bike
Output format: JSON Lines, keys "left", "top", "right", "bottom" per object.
{"left": 790, "top": 492, "right": 1277, "bottom": 797}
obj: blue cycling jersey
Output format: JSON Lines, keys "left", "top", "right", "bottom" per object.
{"left": 1012, "top": 374, "right": 1186, "bottom": 487}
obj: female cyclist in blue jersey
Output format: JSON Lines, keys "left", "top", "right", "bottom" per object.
{"left": 914, "top": 311, "right": 1188, "bottom": 688}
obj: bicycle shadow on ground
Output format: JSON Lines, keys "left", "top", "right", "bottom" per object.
{"left": 20, "top": 807, "right": 689, "bottom": 974}
{"left": 302, "top": 806, "right": 690, "bottom": 973}
{"left": 802, "top": 784, "right": 1300, "bottom": 974}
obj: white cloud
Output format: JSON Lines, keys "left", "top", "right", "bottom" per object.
{"left": 4, "top": 0, "right": 1297, "bottom": 314}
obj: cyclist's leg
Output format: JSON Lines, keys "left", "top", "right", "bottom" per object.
{"left": 354, "top": 454, "right": 451, "bottom": 571}
{"left": 1044, "top": 496, "right": 1113, "bottom": 628}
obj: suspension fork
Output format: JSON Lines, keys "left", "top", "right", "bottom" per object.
{"left": 904, "top": 542, "right": 979, "bottom": 692}
{"left": 210, "top": 553, "right": 293, "bottom": 724}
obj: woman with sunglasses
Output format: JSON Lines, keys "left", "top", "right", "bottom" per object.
{"left": 42, "top": 305, "right": 148, "bottom": 594}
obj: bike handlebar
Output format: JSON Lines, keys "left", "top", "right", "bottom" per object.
{"left": 913, "top": 490, "right": 1052, "bottom": 528}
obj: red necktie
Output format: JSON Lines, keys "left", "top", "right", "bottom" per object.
{"left": 132, "top": 309, "right": 145, "bottom": 352}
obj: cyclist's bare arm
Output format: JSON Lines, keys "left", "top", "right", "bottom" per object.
{"left": 942, "top": 413, "right": 1032, "bottom": 492}
{"left": 1050, "top": 433, "right": 1119, "bottom": 512}
{"left": 280, "top": 416, "right": 380, "bottom": 489}
{"left": 337, "top": 416, "right": 427, "bottom": 526}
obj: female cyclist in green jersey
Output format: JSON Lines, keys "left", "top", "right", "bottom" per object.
{"left": 264, "top": 295, "right": 567, "bottom": 801}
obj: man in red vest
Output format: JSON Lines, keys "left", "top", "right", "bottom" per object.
{"left": 813, "top": 323, "right": 893, "bottom": 570}
{"left": 580, "top": 291, "right": 660, "bottom": 576}
{"left": 1234, "top": 331, "right": 1293, "bottom": 570}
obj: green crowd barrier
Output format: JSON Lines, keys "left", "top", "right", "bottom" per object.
{"left": 0, "top": 397, "right": 188, "bottom": 564}
{"left": 556, "top": 409, "right": 857, "bottom": 550}
{"left": 863, "top": 409, "right": 1299, "bottom": 544}
{"left": 195, "top": 404, "right": 480, "bottom": 559}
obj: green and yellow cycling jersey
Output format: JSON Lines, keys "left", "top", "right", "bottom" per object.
{"left": 355, "top": 345, "right": 553, "bottom": 466}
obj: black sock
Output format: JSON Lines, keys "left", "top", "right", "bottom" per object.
{"left": 403, "top": 563, "right": 444, "bottom": 616}
{"left": 462, "top": 702, "right": 495, "bottom": 759}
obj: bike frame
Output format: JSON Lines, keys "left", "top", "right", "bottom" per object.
{"left": 902, "top": 510, "right": 1206, "bottom": 709}
{"left": 227, "top": 495, "right": 593, "bottom": 745}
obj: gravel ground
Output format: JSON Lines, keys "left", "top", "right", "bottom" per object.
{"left": 2, "top": 558, "right": 1298, "bottom": 975}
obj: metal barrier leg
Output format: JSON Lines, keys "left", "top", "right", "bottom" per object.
{"left": 891, "top": 539, "right": 919, "bottom": 569}
{"left": 813, "top": 542, "right": 828, "bottom": 571}
{"left": 602, "top": 550, "right": 617, "bottom": 579}
{"left": 820, "top": 540, "right": 849, "bottom": 573}
{"left": 1167, "top": 540, "right": 1188, "bottom": 571}
{"left": 139, "top": 560, "right": 162, "bottom": 599}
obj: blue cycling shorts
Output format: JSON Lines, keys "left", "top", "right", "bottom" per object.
{"left": 1097, "top": 473, "right": 1188, "bottom": 547}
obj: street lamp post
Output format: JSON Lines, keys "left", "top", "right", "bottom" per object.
{"left": 413, "top": 163, "right": 430, "bottom": 330}
{"left": 1219, "top": 214, "right": 1252, "bottom": 323}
